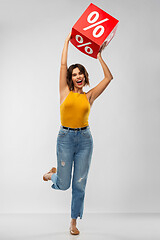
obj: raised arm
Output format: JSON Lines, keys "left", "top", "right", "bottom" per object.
{"left": 59, "top": 32, "right": 71, "bottom": 94}
{"left": 90, "top": 52, "right": 113, "bottom": 102}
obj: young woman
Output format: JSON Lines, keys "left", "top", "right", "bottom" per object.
{"left": 43, "top": 32, "right": 113, "bottom": 235}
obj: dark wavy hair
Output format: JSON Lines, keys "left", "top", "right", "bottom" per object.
{"left": 67, "top": 64, "right": 90, "bottom": 91}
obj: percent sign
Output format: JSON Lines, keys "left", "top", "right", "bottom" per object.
{"left": 83, "top": 11, "right": 108, "bottom": 38}
{"left": 75, "top": 35, "right": 93, "bottom": 55}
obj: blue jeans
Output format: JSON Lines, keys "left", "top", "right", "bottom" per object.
{"left": 51, "top": 125, "right": 93, "bottom": 219}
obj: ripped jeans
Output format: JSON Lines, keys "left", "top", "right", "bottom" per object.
{"left": 51, "top": 125, "right": 93, "bottom": 219}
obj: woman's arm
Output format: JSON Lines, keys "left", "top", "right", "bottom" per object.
{"left": 59, "top": 32, "right": 71, "bottom": 93}
{"left": 90, "top": 52, "right": 113, "bottom": 102}
{"left": 97, "top": 52, "right": 113, "bottom": 80}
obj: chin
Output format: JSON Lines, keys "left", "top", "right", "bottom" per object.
{"left": 75, "top": 84, "right": 83, "bottom": 88}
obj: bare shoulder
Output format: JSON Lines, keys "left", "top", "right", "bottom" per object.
{"left": 85, "top": 89, "right": 93, "bottom": 98}
{"left": 60, "top": 86, "right": 70, "bottom": 105}
{"left": 85, "top": 89, "right": 94, "bottom": 106}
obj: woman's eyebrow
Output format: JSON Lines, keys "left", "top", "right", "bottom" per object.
{"left": 72, "top": 71, "right": 82, "bottom": 75}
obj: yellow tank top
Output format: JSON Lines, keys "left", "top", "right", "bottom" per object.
{"left": 60, "top": 91, "right": 90, "bottom": 128}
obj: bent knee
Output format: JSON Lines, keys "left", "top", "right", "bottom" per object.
{"left": 59, "top": 184, "right": 70, "bottom": 191}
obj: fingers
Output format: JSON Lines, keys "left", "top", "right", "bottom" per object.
{"left": 97, "top": 52, "right": 102, "bottom": 59}
{"left": 66, "top": 32, "right": 72, "bottom": 42}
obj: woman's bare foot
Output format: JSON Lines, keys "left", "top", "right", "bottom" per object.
{"left": 70, "top": 219, "right": 80, "bottom": 235}
{"left": 43, "top": 167, "right": 56, "bottom": 181}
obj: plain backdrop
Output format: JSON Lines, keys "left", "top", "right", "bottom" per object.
{"left": 0, "top": 0, "right": 160, "bottom": 214}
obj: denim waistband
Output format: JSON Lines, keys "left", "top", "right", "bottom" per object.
{"left": 61, "top": 125, "right": 89, "bottom": 131}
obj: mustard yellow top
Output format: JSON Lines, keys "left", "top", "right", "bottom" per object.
{"left": 60, "top": 91, "right": 90, "bottom": 128}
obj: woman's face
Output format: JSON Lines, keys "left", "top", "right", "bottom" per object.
{"left": 72, "top": 67, "right": 85, "bottom": 88}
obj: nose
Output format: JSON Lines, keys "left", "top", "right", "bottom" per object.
{"left": 77, "top": 74, "right": 82, "bottom": 78}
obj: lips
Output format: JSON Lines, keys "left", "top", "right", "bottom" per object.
{"left": 77, "top": 79, "right": 83, "bottom": 85}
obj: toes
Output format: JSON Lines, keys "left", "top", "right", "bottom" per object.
{"left": 69, "top": 227, "right": 80, "bottom": 235}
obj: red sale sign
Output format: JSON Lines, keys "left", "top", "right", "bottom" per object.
{"left": 70, "top": 3, "right": 119, "bottom": 58}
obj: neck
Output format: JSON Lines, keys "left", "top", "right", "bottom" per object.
{"left": 72, "top": 88, "right": 84, "bottom": 94}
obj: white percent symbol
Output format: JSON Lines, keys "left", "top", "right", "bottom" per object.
{"left": 83, "top": 11, "right": 108, "bottom": 38}
{"left": 75, "top": 35, "right": 93, "bottom": 54}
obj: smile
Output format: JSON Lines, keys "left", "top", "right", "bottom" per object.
{"left": 77, "top": 80, "right": 83, "bottom": 85}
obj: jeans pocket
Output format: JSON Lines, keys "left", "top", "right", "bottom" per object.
{"left": 81, "top": 129, "right": 92, "bottom": 138}
{"left": 58, "top": 128, "right": 69, "bottom": 137}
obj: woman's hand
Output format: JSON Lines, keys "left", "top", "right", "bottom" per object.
{"left": 65, "top": 32, "right": 72, "bottom": 42}
{"left": 97, "top": 51, "right": 102, "bottom": 60}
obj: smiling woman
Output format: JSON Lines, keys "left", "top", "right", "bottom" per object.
{"left": 66, "top": 63, "right": 90, "bottom": 91}
{"left": 43, "top": 31, "right": 113, "bottom": 235}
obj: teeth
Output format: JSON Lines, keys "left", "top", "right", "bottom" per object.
{"left": 77, "top": 80, "right": 82, "bottom": 83}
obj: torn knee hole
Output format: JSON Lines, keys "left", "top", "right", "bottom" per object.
{"left": 61, "top": 161, "right": 65, "bottom": 167}
{"left": 78, "top": 177, "right": 83, "bottom": 182}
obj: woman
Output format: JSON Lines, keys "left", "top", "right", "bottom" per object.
{"left": 43, "top": 32, "right": 113, "bottom": 235}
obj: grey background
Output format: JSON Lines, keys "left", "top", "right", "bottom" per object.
{"left": 0, "top": 0, "right": 160, "bottom": 214}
